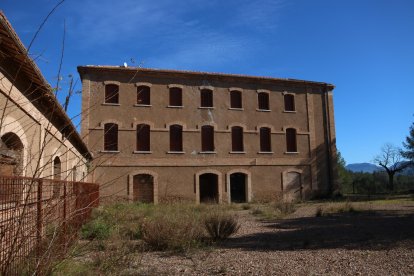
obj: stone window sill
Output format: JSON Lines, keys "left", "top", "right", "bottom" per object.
{"left": 198, "top": 106, "right": 215, "bottom": 109}
{"left": 228, "top": 107, "right": 244, "bottom": 111}
{"left": 133, "top": 151, "right": 152, "bottom": 154}
{"left": 256, "top": 109, "right": 271, "bottom": 112}
{"left": 167, "top": 105, "right": 184, "bottom": 108}
{"left": 102, "top": 103, "right": 120, "bottom": 106}
{"left": 100, "top": 150, "right": 120, "bottom": 153}
{"left": 258, "top": 151, "right": 274, "bottom": 154}
{"left": 199, "top": 151, "right": 217, "bottom": 154}
{"left": 283, "top": 110, "right": 296, "bottom": 113}
{"left": 229, "top": 151, "right": 246, "bottom": 154}
{"left": 134, "top": 104, "right": 152, "bottom": 107}
{"left": 167, "top": 151, "right": 185, "bottom": 154}
{"left": 284, "top": 151, "right": 299, "bottom": 155}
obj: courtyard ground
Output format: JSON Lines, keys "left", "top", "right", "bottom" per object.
{"left": 55, "top": 197, "right": 414, "bottom": 275}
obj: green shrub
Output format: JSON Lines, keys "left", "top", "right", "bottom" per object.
{"left": 81, "top": 218, "right": 112, "bottom": 240}
{"left": 204, "top": 212, "right": 240, "bottom": 240}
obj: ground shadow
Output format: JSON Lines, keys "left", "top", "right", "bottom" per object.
{"left": 221, "top": 210, "right": 414, "bottom": 251}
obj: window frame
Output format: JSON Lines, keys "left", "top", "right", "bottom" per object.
{"left": 257, "top": 92, "right": 270, "bottom": 111}
{"left": 104, "top": 84, "right": 120, "bottom": 105}
{"left": 284, "top": 93, "right": 296, "bottom": 112}
{"left": 229, "top": 90, "right": 243, "bottom": 109}
{"left": 169, "top": 124, "right": 184, "bottom": 153}
{"left": 230, "top": 126, "right": 245, "bottom": 153}
{"left": 136, "top": 124, "right": 151, "bottom": 152}
{"left": 259, "top": 127, "right": 272, "bottom": 153}
{"left": 103, "top": 123, "right": 119, "bottom": 152}
{"left": 200, "top": 125, "right": 215, "bottom": 153}
{"left": 168, "top": 87, "right": 183, "bottom": 107}
{"left": 136, "top": 85, "right": 151, "bottom": 106}
{"left": 200, "top": 89, "right": 214, "bottom": 108}
{"left": 285, "top": 128, "right": 298, "bottom": 153}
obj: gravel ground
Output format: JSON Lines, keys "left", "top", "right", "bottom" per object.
{"left": 131, "top": 202, "right": 414, "bottom": 276}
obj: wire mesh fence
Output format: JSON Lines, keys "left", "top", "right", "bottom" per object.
{"left": 0, "top": 175, "right": 99, "bottom": 275}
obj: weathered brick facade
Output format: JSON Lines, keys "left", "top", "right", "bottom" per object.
{"left": 78, "top": 66, "right": 338, "bottom": 203}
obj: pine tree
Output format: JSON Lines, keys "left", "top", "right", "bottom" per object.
{"left": 402, "top": 122, "right": 414, "bottom": 161}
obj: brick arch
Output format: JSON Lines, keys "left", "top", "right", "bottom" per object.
{"left": 168, "top": 84, "right": 184, "bottom": 89}
{"left": 0, "top": 115, "right": 28, "bottom": 176}
{"left": 256, "top": 124, "right": 275, "bottom": 133}
{"left": 227, "top": 123, "right": 247, "bottom": 130}
{"left": 166, "top": 121, "right": 187, "bottom": 129}
{"left": 135, "top": 82, "right": 152, "bottom": 87}
{"left": 99, "top": 120, "right": 122, "bottom": 128}
{"left": 195, "top": 169, "right": 222, "bottom": 204}
{"left": 197, "top": 122, "right": 218, "bottom": 130}
{"left": 132, "top": 121, "right": 155, "bottom": 129}
{"left": 128, "top": 170, "right": 159, "bottom": 204}
{"left": 103, "top": 80, "right": 120, "bottom": 86}
{"left": 226, "top": 169, "right": 252, "bottom": 203}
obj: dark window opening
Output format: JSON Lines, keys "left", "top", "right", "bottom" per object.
{"left": 258, "top": 92, "right": 269, "bottom": 110}
{"left": 201, "top": 125, "right": 215, "bottom": 151}
{"left": 105, "top": 84, "right": 119, "bottom": 104}
{"left": 200, "top": 89, "right": 213, "bottom": 107}
{"left": 284, "top": 94, "right": 295, "bottom": 111}
{"left": 52, "top": 156, "right": 61, "bottom": 197}
{"left": 230, "top": 90, "right": 242, "bottom": 109}
{"left": 169, "top": 87, "right": 183, "bottom": 106}
{"left": 286, "top": 128, "right": 297, "bottom": 152}
{"left": 0, "top": 132, "right": 24, "bottom": 176}
{"left": 231, "top": 126, "right": 244, "bottom": 152}
{"left": 199, "top": 173, "right": 218, "bottom": 203}
{"left": 137, "top": 86, "right": 150, "bottom": 105}
{"left": 104, "top": 123, "right": 118, "bottom": 151}
{"left": 136, "top": 124, "right": 150, "bottom": 151}
{"left": 170, "top": 124, "right": 183, "bottom": 151}
{"left": 230, "top": 173, "right": 247, "bottom": 203}
{"left": 260, "top": 127, "right": 272, "bottom": 152}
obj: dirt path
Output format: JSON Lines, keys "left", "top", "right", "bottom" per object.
{"left": 134, "top": 203, "right": 414, "bottom": 276}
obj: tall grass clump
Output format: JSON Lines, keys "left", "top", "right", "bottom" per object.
{"left": 204, "top": 211, "right": 240, "bottom": 241}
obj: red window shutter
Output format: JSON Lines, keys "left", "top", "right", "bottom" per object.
{"left": 284, "top": 94, "right": 295, "bottom": 111}
{"left": 104, "top": 123, "right": 118, "bottom": 151}
{"left": 230, "top": 91, "right": 242, "bottom": 108}
{"left": 260, "top": 127, "right": 271, "bottom": 152}
{"left": 231, "top": 126, "right": 244, "bottom": 152}
{"left": 137, "top": 124, "right": 150, "bottom": 151}
{"left": 170, "top": 125, "right": 183, "bottom": 151}
{"left": 169, "top": 88, "right": 182, "bottom": 106}
{"left": 286, "top": 128, "right": 297, "bottom": 152}
{"left": 137, "top": 86, "right": 150, "bottom": 105}
{"left": 105, "top": 84, "right": 119, "bottom": 104}
{"left": 258, "top": 93, "right": 269, "bottom": 110}
{"left": 201, "top": 125, "right": 214, "bottom": 151}
{"left": 200, "top": 89, "right": 213, "bottom": 107}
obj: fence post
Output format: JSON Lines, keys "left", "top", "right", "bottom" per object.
{"left": 36, "top": 179, "right": 43, "bottom": 256}
{"left": 63, "top": 181, "right": 67, "bottom": 248}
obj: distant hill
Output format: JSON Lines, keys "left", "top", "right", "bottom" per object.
{"left": 346, "top": 163, "right": 382, "bottom": 173}
{"left": 346, "top": 162, "right": 414, "bottom": 175}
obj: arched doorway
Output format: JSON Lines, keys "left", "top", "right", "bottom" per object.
{"left": 230, "top": 173, "right": 247, "bottom": 203}
{"left": 133, "top": 174, "right": 154, "bottom": 203}
{"left": 0, "top": 132, "right": 24, "bottom": 176}
{"left": 199, "top": 173, "right": 218, "bottom": 203}
{"left": 283, "top": 171, "right": 302, "bottom": 202}
{"left": 52, "top": 156, "right": 62, "bottom": 197}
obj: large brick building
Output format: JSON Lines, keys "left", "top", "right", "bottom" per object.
{"left": 78, "top": 66, "right": 337, "bottom": 203}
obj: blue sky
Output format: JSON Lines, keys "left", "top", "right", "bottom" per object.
{"left": 2, "top": 0, "right": 414, "bottom": 164}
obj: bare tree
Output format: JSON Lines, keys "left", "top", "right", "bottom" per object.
{"left": 373, "top": 143, "right": 411, "bottom": 191}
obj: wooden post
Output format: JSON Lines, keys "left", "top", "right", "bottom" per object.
{"left": 36, "top": 179, "right": 43, "bottom": 255}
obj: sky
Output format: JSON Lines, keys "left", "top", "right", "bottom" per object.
{"left": 2, "top": 0, "right": 414, "bottom": 164}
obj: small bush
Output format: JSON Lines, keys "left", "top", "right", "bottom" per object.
{"left": 273, "top": 201, "right": 296, "bottom": 216}
{"left": 204, "top": 212, "right": 240, "bottom": 240}
{"left": 141, "top": 210, "right": 204, "bottom": 251}
{"left": 81, "top": 218, "right": 112, "bottom": 240}
{"left": 241, "top": 204, "right": 251, "bottom": 210}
